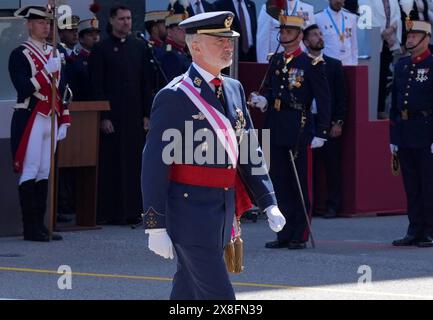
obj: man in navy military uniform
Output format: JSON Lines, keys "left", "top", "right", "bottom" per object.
{"left": 303, "top": 24, "right": 347, "bottom": 219}
{"left": 141, "top": 11, "right": 286, "bottom": 300}
{"left": 390, "top": 20, "right": 433, "bottom": 248}
{"left": 9, "top": 5, "right": 70, "bottom": 241}
{"left": 159, "top": 13, "right": 192, "bottom": 82}
{"left": 251, "top": 16, "right": 331, "bottom": 250}
{"left": 66, "top": 17, "right": 100, "bottom": 101}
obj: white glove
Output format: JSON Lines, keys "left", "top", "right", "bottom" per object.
{"left": 145, "top": 228, "right": 174, "bottom": 259}
{"left": 250, "top": 92, "right": 268, "bottom": 112}
{"left": 44, "top": 55, "right": 61, "bottom": 74}
{"left": 390, "top": 144, "right": 398, "bottom": 155}
{"left": 57, "top": 124, "right": 68, "bottom": 141}
{"left": 265, "top": 205, "right": 286, "bottom": 233}
{"left": 311, "top": 137, "right": 326, "bottom": 149}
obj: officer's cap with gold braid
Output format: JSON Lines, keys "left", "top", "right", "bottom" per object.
{"left": 406, "top": 20, "right": 432, "bottom": 35}
{"left": 166, "top": 13, "right": 189, "bottom": 27}
{"left": 15, "top": 5, "right": 53, "bottom": 20}
{"left": 179, "top": 11, "right": 240, "bottom": 38}
{"left": 78, "top": 18, "right": 100, "bottom": 35}
{"left": 145, "top": 11, "right": 170, "bottom": 23}
{"left": 278, "top": 15, "right": 305, "bottom": 30}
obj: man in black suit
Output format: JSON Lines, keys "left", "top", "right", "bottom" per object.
{"left": 168, "top": 0, "right": 214, "bottom": 17}
{"left": 213, "top": 0, "right": 257, "bottom": 62}
{"left": 303, "top": 24, "right": 347, "bottom": 219}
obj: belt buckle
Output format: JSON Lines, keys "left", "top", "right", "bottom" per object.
{"left": 401, "top": 109, "right": 409, "bottom": 120}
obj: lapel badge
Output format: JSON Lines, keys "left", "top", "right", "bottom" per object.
{"left": 192, "top": 112, "right": 206, "bottom": 120}
{"left": 193, "top": 77, "right": 202, "bottom": 87}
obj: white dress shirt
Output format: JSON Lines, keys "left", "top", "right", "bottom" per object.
{"left": 315, "top": 7, "right": 358, "bottom": 66}
{"left": 256, "top": 0, "right": 315, "bottom": 63}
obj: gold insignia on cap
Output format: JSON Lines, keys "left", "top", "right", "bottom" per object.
{"left": 225, "top": 16, "right": 233, "bottom": 28}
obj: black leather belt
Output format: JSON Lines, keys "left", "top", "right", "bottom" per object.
{"left": 401, "top": 109, "right": 432, "bottom": 120}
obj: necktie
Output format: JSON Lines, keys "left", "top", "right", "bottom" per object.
{"left": 195, "top": 0, "right": 203, "bottom": 14}
{"left": 382, "top": 0, "right": 391, "bottom": 28}
{"left": 210, "top": 78, "right": 227, "bottom": 113}
{"left": 237, "top": 0, "right": 250, "bottom": 54}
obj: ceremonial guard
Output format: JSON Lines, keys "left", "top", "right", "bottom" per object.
{"left": 58, "top": 14, "right": 80, "bottom": 58}
{"left": 251, "top": 14, "right": 331, "bottom": 249}
{"left": 9, "top": 6, "right": 71, "bottom": 241}
{"left": 390, "top": 20, "right": 433, "bottom": 247}
{"left": 315, "top": 0, "right": 358, "bottom": 66}
{"left": 256, "top": 0, "right": 315, "bottom": 63}
{"left": 159, "top": 12, "right": 192, "bottom": 82}
{"left": 145, "top": 10, "right": 170, "bottom": 54}
{"left": 66, "top": 15, "right": 101, "bottom": 101}
{"left": 141, "top": 12, "right": 286, "bottom": 299}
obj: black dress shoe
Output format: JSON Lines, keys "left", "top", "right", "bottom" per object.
{"left": 323, "top": 209, "right": 338, "bottom": 219}
{"left": 417, "top": 236, "right": 433, "bottom": 248}
{"left": 392, "top": 235, "right": 419, "bottom": 246}
{"left": 50, "top": 233, "right": 63, "bottom": 241}
{"left": 288, "top": 241, "right": 307, "bottom": 250}
{"left": 57, "top": 214, "right": 72, "bottom": 223}
{"left": 265, "top": 240, "right": 289, "bottom": 249}
{"left": 24, "top": 232, "right": 50, "bottom": 242}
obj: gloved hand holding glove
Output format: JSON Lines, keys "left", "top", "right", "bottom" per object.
{"left": 249, "top": 92, "right": 268, "bottom": 112}
{"left": 266, "top": 205, "right": 286, "bottom": 233}
{"left": 311, "top": 137, "right": 327, "bottom": 149}
{"left": 57, "top": 124, "right": 68, "bottom": 141}
{"left": 44, "top": 54, "right": 61, "bottom": 74}
{"left": 145, "top": 228, "right": 174, "bottom": 259}
{"left": 390, "top": 144, "right": 398, "bottom": 155}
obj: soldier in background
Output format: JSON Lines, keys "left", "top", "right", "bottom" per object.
{"left": 9, "top": 6, "right": 70, "bottom": 241}
{"left": 58, "top": 15, "right": 80, "bottom": 57}
{"left": 159, "top": 13, "right": 192, "bottom": 82}
{"left": 390, "top": 20, "right": 433, "bottom": 248}
{"left": 251, "top": 15, "right": 331, "bottom": 250}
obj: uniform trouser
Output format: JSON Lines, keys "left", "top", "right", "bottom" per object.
{"left": 170, "top": 243, "right": 235, "bottom": 300}
{"left": 270, "top": 145, "right": 310, "bottom": 243}
{"left": 377, "top": 43, "right": 393, "bottom": 114}
{"left": 399, "top": 147, "right": 433, "bottom": 238}
{"left": 19, "top": 113, "right": 57, "bottom": 185}
{"left": 18, "top": 114, "right": 57, "bottom": 236}
{"left": 314, "top": 137, "right": 342, "bottom": 212}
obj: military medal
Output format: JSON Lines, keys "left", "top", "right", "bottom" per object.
{"left": 416, "top": 68, "right": 429, "bottom": 82}
{"left": 401, "top": 109, "right": 409, "bottom": 121}
{"left": 274, "top": 99, "right": 281, "bottom": 111}
{"left": 234, "top": 108, "right": 246, "bottom": 143}
{"left": 326, "top": 8, "right": 345, "bottom": 44}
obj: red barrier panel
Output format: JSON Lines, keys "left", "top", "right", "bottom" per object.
{"left": 239, "top": 62, "right": 406, "bottom": 217}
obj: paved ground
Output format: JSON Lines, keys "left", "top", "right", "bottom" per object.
{"left": 0, "top": 215, "right": 433, "bottom": 300}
